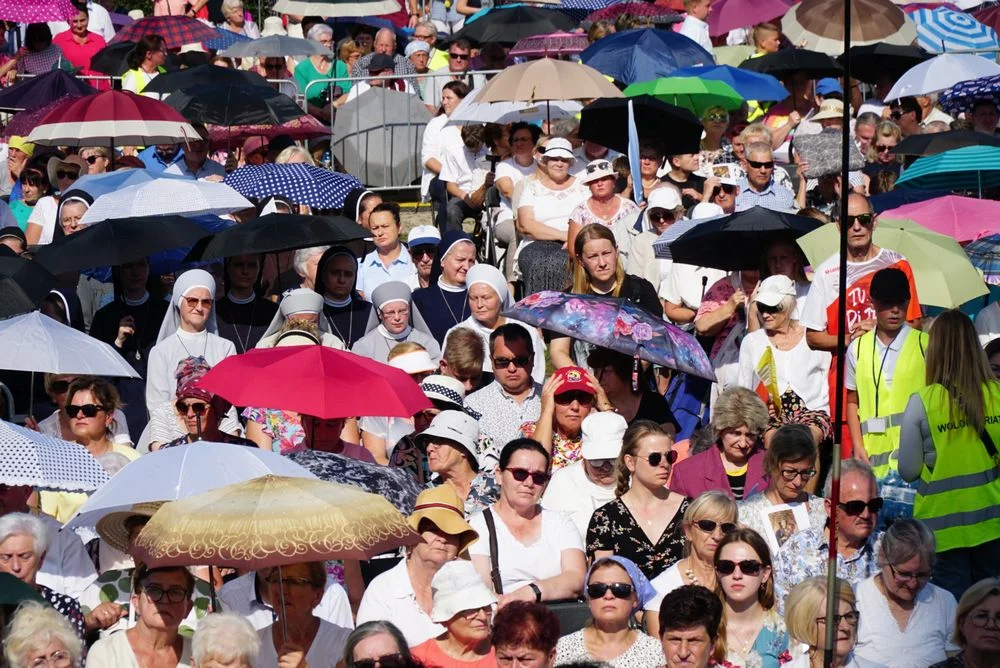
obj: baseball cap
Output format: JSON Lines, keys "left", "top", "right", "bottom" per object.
{"left": 408, "top": 224, "right": 441, "bottom": 248}
{"left": 647, "top": 186, "right": 682, "bottom": 211}
{"left": 552, "top": 366, "right": 595, "bottom": 396}
{"left": 870, "top": 267, "right": 911, "bottom": 304}
{"left": 815, "top": 78, "right": 843, "bottom": 96}
{"left": 580, "top": 412, "right": 628, "bottom": 460}
{"left": 754, "top": 274, "right": 796, "bottom": 308}
{"left": 368, "top": 53, "right": 396, "bottom": 72}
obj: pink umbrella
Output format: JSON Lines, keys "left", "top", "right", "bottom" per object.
{"left": 206, "top": 114, "right": 330, "bottom": 150}
{"left": 881, "top": 195, "right": 1000, "bottom": 243}
{"left": 709, "top": 0, "right": 797, "bottom": 36}
{"left": 0, "top": 0, "right": 76, "bottom": 22}
{"left": 510, "top": 32, "right": 590, "bottom": 58}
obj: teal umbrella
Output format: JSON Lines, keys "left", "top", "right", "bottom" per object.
{"left": 895, "top": 145, "right": 1000, "bottom": 194}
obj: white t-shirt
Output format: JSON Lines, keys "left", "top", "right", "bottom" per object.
{"left": 420, "top": 114, "right": 456, "bottom": 200}
{"left": 495, "top": 157, "right": 536, "bottom": 221}
{"left": 218, "top": 572, "right": 353, "bottom": 631}
{"left": 255, "top": 619, "right": 351, "bottom": 668}
{"left": 468, "top": 507, "right": 584, "bottom": 593}
{"left": 659, "top": 263, "right": 729, "bottom": 312}
{"left": 854, "top": 576, "right": 959, "bottom": 668}
{"left": 737, "top": 328, "right": 831, "bottom": 413}
{"left": 88, "top": 630, "right": 192, "bottom": 668}
{"left": 645, "top": 563, "right": 685, "bottom": 612}
{"left": 517, "top": 178, "right": 588, "bottom": 236}
{"left": 440, "top": 142, "right": 489, "bottom": 195}
{"left": 845, "top": 324, "right": 917, "bottom": 392}
{"left": 26, "top": 196, "right": 58, "bottom": 245}
{"left": 540, "top": 461, "right": 616, "bottom": 540}
{"left": 356, "top": 558, "right": 444, "bottom": 647}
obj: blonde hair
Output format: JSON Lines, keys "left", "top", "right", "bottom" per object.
{"left": 953, "top": 577, "right": 1000, "bottom": 647}
{"left": 442, "top": 328, "right": 485, "bottom": 378}
{"left": 751, "top": 22, "right": 779, "bottom": 47}
{"left": 615, "top": 420, "right": 672, "bottom": 498}
{"left": 3, "top": 601, "right": 84, "bottom": 668}
{"left": 711, "top": 387, "right": 769, "bottom": 440}
{"left": 738, "top": 123, "right": 773, "bottom": 146}
{"left": 926, "top": 310, "right": 993, "bottom": 433}
{"left": 865, "top": 120, "right": 902, "bottom": 163}
{"left": 388, "top": 341, "right": 426, "bottom": 361}
{"left": 338, "top": 39, "right": 362, "bottom": 61}
{"left": 571, "top": 223, "right": 625, "bottom": 295}
{"left": 682, "top": 491, "right": 738, "bottom": 557}
{"left": 784, "top": 576, "right": 856, "bottom": 649}
{"left": 275, "top": 145, "right": 316, "bottom": 166}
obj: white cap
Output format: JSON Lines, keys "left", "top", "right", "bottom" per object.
{"left": 580, "top": 412, "right": 628, "bottom": 460}
{"left": 389, "top": 350, "right": 436, "bottom": 375}
{"left": 261, "top": 16, "right": 287, "bottom": 37}
{"left": 430, "top": 560, "right": 497, "bottom": 623}
{"left": 690, "top": 202, "right": 724, "bottom": 220}
{"left": 647, "top": 186, "right": 682, "bottom": 211}
{"left": 408, "top": 224, "right": 441, "bottom": 248}
{"left": 179, "top": 43, "right": 207, "bottom": 54}
{"left": 755, "top": 274, "right": 796, "bottom": 308}
{"left": 542, "top": 137, "right": 575, "bottom": 161}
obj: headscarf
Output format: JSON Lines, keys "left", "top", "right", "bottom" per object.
{"left": 261, "top": 287, "right": 333, "bottom": 341}
{"left": 51, "top": 190, "right": 94, "bottom": 242}
{"left": 155, "top": 268, "right": 218, "bottom": 343}
{"left": 46, "top": 288, "right": 85, "bottom": 331}
{"left": 430, "top": 230, "right": 476, "bottom": 288}
{"left": 341, "top": 187, "right": 376, "bottom": 224}
{"left": 465, "top": 264, "right": 511, "bottom": 313}
{"left": 174, "top": 356, "right": 213, "bottom": 403}
{"left": 314, "top": 245, "right": 362, "bottom": 305}
{"left": 585, "top": 555, "right": 657, "bottom": 613}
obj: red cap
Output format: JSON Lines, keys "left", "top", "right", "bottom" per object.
{"left": 553, "top": 366, "right": 595, "bottom": 395}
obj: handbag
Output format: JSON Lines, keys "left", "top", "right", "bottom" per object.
{"left": 482, "top": 508, "right": 591, "bottom": 635}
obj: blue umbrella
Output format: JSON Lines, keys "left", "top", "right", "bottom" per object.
{"left": 911, "top": 8, "right": 999, "bottom": 55}
{"left": 72, "top": 169, "right": 188, "bottom": 201}
{"left": 894, "top": 145, "right": 1000, "bottom": 193}
{"left": 940, "top": 74, "right": 1000, "bottom": 116}
{"left": 668, "top": 64, "right": 788, "bottom": 102}
{"left": 0, "top": 70, "right": 96, "bottom": 112}
{"left": 964, "top": 235, "right": 1000, "bottom": 286}
{"left": 580, "top": 28, "right": 714, "bottom": 85}
{"left": 148, "top": 214, "right": 236, "bottom": 275}
{"left": 224, "top": 163, "right": 363, "bottom": 209}
{"left": 204, "top": 28, "right": 252, "bottom": 52}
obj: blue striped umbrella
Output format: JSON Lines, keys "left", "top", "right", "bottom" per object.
{"left": 964, "top": 234, "right": 1000, "bottom": 285}
{"left": 224, "top": 163, "right": 362, "bottom": 209}
{"left": 895, "top": 145, "right": 1000, "bottom": 192}
{"left": 204, "top": 28, "right": 252, "bottom": 51}
{"left": 911, "top": 8, "right": 999, "bottom": 54}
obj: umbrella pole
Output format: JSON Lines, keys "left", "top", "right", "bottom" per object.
{"left": 278, "top": 564, "right": 289, "bottom": 643}
{"left": 208, "top": 565, "right": 217, "bottom": 611}
{"left": 196, "top": 413, "right": 203, "bottom": 441}
{"left": 28, "top": 371, "right": 34, "bottom": 420}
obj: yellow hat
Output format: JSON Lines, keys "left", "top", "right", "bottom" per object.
{"left": 408, "top": 485, "right": 478, "bottom": 554}
{"left": 9, "top": 136, "right": 35, "bottom": 157}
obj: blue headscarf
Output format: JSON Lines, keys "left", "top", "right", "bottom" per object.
{"left": 586, "top": 555, "right": 658, "bottom": 612}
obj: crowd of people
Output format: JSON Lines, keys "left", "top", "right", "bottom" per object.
{"left": 1, "top": 0, "right": 1000, "bottom": 667}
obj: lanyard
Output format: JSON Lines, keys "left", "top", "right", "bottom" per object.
{"left": 871, "top": 329, "right": 902, "bottom": 416}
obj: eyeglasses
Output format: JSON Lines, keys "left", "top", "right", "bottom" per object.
{"left": 83, "top": 155, "right": 103, "bottom": 164}
{"left": 587, "top": 458, "right": 615, "bottom": 469}
{"left": 175, "top": 400, "right": 209, "bottom": 416}
{"left": 838, "top": 497, "right": 884, "bottom": 516}
{"left": 757, "top": 302, "right": 783, "bottom": 315}
{"left": 56, "top": 169, "right": 79, "bottom": 180}
{"left": 648, "top": 210, "right": 676, "bottom": 223}
{"left": 184, "top": 296, "right": 213, "bottom": 308}
{"left": 846, "top": 213, "right": 874, "bottom": 228}
{"left": 449, "top": 52, "right": 469, "bottom": 60}
{"left": 704, "top": 112, "right": 729, "bottom": 123}
{"left": 65, "top": 403, "right": 106, "bottom": 418}
{"left": 49, "top": 380, "right": 70, "bottom": 395}
{"left": 968, "top": 610, "right": 1000, "bottom": 628}
{"left": 264, "top": 573, "right": 315, "bottom": 589}
{"left": 587, "top": 582, "right": 634, "bottom": 599}
{"left": 505, "top": 467, "right": 550, "bottom": 485}
{"left": 779, "top": 467, "right": 816, "bottom": 481}
{"left": 747, "top": 159, "right": 775, "bottom": 170}
{"left": 28, "top": 651, "right": 73, "bottom": 668}
{"left": 635, "top": 450, "right": 677, "bottom": 467}
{"left": 817, "top": 611, "right": 860, "bottom": 626}
{"left": 694, "top": 519, "right": 737, "bottom": 534}
{"left": 875, "top": 144, "right": 895, "bottom": 153}
{"left": 142, "top": 583, "right": 189, "bottom": 603}
{"left": 716, "top": 559, "right": 763, "bottom": 576}
{"left": 887, "top": 562, "right": 932, "bottom": 583}
{"left": 554, "top": 390, "right": 594, "bottom": 406}
{"left": 354, "top": 654, "right": 408, "bottom": 668}
{"left": 493, "top": 355, "right": 532, "bottom": 369}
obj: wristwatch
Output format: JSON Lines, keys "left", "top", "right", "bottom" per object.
{"left": 528, "top": 582, "right": 542, "bottom": 602}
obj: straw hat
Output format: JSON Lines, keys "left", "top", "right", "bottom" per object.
{"left": 407, "top": 485, "right": 478, "bottom": 553}
{"left": 96, "top": 501, "right": 166, "bottom": 554}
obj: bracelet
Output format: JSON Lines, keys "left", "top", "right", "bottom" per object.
{"left": 528, "top": 582, "right": 542, "bottom": 602}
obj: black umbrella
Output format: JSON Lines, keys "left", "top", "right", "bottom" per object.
{"left": 33, "top": 216, "right": 211, "bottom": 274}
{"left": 838, "top": 43, "right": 931, "bottom": 85}
{"left": 739, "top": 48, "right": 843, "bottom": 79}
{"left": 668, "top": 206, "right": 824, "bottom": 271}
{"left": 185, "top": 213, "right": 367, "bottom": 261}
{"left": 0, "top": 255, "right": 58, "bottom": 318}
{"left": 143, "top": 64, "right": 269, "bottom": 96}
{"left": 164, "top": 84, "right": 306, "bottom": 127}
{"left": 90, "top": 41, "right": 181, "bottom": 77}
{"left": 448, "top": 5, "right": 578, "bottom": 45}
{"left": 892, "top": 130, "right": 1000, "bottom": 157}
{"left": 0, "top": 71, "right": 96, "bottom": 112}
{"left": 579, "top": 95, "right": 702, "bottom": 155}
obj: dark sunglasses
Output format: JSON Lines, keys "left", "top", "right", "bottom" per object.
{"left": 49, "top": 380, "right": 70, "bottom": 395}
{"left": 586, "top": 160, "right": 612, "bottom": 174}
{"left": 695, "top": 519, "right": 737, "bottom": 534}
{"left": 845, "top": 213, "right": 874, "bottom": 228}
{"left": 84, "top": 155, "right": 102, "bottom": 164}
{"left": 184, "top": 296, "right": 213, "bottom": 308}
{"left": 838, "top": 497, "right": 884, "bottom": 516}
{"left": 716, "top": 559, "right": 763, "bottom": 576}
{"left": 875, "top": 144, "right": 894, "bottom": 153}
{"left": 175, "top": 400, "right": 209, "bottom": 415}
{"left": 757, "top": 302, "right": 783, "bottom": 315}
{"left": 554, "top": 390, "right": 594, "bottom": 405}
{"left": 411, "top": 247, "right": 437, "bottom": 258}
{"left": 648, "top": 210, "right": 676, "bottom": 223}
{"left": 354, "top": 655, "right": 407, "bottom": 668}
{"left": 65, "top": 403, "right": 105, "bottom": 418}
{"left": 493, "top": 355, "right": 532, "bottom": 369}
{"left": 636, "top": 450, "right": 677, "bottom": 467}
{"left": 505, "top": 467, "right": 550, "bottom": 485}
{"left": 56, "top": 169, "right": 79, "bottom": 180}
{"left": 747, "top": 159, "right": 774, "bottom": 169}
{"left": 587, "top": 582, "right": 633, "bottom": 599}
{"left": 449, "top": 52, "right": 469, "bottom": 60}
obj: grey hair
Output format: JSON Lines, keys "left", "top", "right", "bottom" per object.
{"left": 192, "top": 613, "right": 261, "bottom": 664}
{"left": 220, "top": 0, "right": 244, "bottom": 15}
{"left": 738, "top": 123, "right": 772, "bottom": 145}
{"left": 307, "top": 23, "right": 333, "bottom": 42}
{"left": 415, "top": 20, "right": 436, "bottom": 34}
{"left": 0, "top": 513, "right": 49, "bottom": 557}
{"left": 711, "top": 386, "right": 769, "bottom": 439}
{"left": 95, "top": 451, "right": 131, "bottom": 477}
{"left": 3, "top": 601, "right": 83, "bottom": 668}
{"left": 879, "top": 518, "right": 937, "bottom": 570}
{"left": 924, "top": 120, "right": 950, "bottom": 133}
{"left": 823, "top": 457, "right": 877, "bottom": 498}
{"left": 375, "top": 27, "right": 396, "bottom": 44}
{"left": 855, "top": 111, "right": 881, "bottom": 130}
{"left": 275, "top": 146, "right": 315, "bottom": 165}
{"left": 293, "top": 245, "right": 330, "bottom": 279}
{"left": 549, "top": 117, "right": 579, "bottom": 138}
{"left": 745, "top": 141, "right": 773, "bottom": 159}
{"left": 342, "top": 621, "right": 414, "bottom": 667}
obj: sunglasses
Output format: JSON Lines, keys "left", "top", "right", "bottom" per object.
{"left": 554, "top": 390, "right": 594, "bottom": 405}
{"left": 354, "top": 655, "right": 408, "bottom": 668}
{"left": 716, "top": 559, "right": 763, "bottom": 576}
{"left": 65, "top": 403, "right": 106, "bottom": 418}
{"left": 704, "top": 112, "right": 729, "bottom": 123}
{"left": 757, "top": 302, "right": 783, "bottom": 315}
{"left": 411, "top": 247, "right": 437, "bottom": 258}
{"left": 875, "top": 144, "right": 894, "bottom": 153}
{"left": 586, "top": 161, "right": 612, "bottom": 174}
{"left": 83, "top": 155, "right": 103, "bottom": 164}
{"left": 493, "top": 355, "right": 532, "bottom": 369}
{"left": 49, "top": 380, "right": 70, "bottom": 395}
{"left": 184, "top": 296, "right": 213, "bottom": 308}
{"left": 587, "top": 582, "right": 634, "bottom": 599}
{"left": 636, "top": 450, "right": 677, "bottom": 467}
{"left": 449, "top": 52, "right": 469, "bottom": 60}
{"left": 694, "top": 519, "right": 737, "bottom": 534}
{"left": 837, "top": 497, "right": 884, "bottom": 516}
{"left": 505, "top": 467, "right": 550, "bottom": 485}
{"left": 747, "top": 159, "right": 774, "bottom": 170}
{"left": 648, "top": 211, "right": 676, "bottom": 223}
{"left": 846, "top": 213, "right": 874, "bottom": 228}
{"left": 56, "top": 169, "right": 79, "bottom": 180}
{"left": 175, "top": 400, "right": 209, "bottom": 415}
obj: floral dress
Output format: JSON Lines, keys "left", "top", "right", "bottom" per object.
{"left": 520, "top": 420, "right": 582, "bottom": 471}
{"left": 242, "top": 407, "right": 306, "bottom": 455}
{"left": 719, "top": 608, "right": 790, "bottom": 668}
{"left": 568, "top": 196, "right": 639, "bottom": 229}
{"left": 586, "top": 496, "right": 691, "bottom": 580}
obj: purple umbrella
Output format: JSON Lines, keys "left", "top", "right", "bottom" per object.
{"left": 0, "top": 0, "right": 77, "bottom": 22}
{"left": 2, "top": 98, "right": 73, "bottom": 139}
{"left": 109, "top": 12, "right": 135, "bottom": 27}
{"left": 510, "top": 31, "right": 590, "bottom": 58}
{"left": 709, "top": 0, "right": 795, "bottom": 36}
{"left": 0, "top": 70, "right": 97, "bottom": 112}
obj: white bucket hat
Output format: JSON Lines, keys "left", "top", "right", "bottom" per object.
{"left": 261, "top": 16, "right": 287, "bottom": 37}
{"left": 430, "top": 560, "right": 497, "bottom": 623}
{"left": 415, "top": 410, "right": 480, "bottom": 469}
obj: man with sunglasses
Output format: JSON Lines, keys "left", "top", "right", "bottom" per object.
{"left": 774, "top": 458, "right": 883, "bottom": 614}
{"left": 425, "top": 39, "right": 474, "bottom": 110}
{"left": 404, "top": 225, "right": 441, "bottom": 291}
{"left": 734, "top": 142, "right": 795, "bottom": 212}
{"left": 890, "top": 96, "right": 922, "bottom": 138}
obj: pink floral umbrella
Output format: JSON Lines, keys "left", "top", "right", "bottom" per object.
{"left": 510, "top": 32, "right": 590, "bottom": 58}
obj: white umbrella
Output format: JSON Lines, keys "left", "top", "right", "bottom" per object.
{"left": 885, "top": 53, "right": 1000, "bottom": 101}
{"left": 0, "top": 420, "right": 109, "bottom": 493}
{"left": 446, "top": 86, "right": 583, "bottom": 127}
{"left": 0, "top": 312, "right": 140, "bottom": 378}
{"left": 79, "top": 179, "right": 253, "bottom": 226}
{"left": 65, "top": 441, "right": 318, "bottom": 528}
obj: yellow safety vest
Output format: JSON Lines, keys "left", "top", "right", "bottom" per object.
{"left": 914, "top": 382, "right": 1000, "bottom": 553}
{"left": 853, "top": 328, "right": 928, "bottom": 479}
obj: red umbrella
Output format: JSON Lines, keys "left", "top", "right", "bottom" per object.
{"left": 25, "top": 90, "right": 197, "bottom": 147}
{"left": 0, "top": 0, "right": 76, "bottom": 22}
{"left": 195, "top": 346, "right": 433, "bottom": 419}
{"left": 110, "top": 16, "right": 220, "bottom": 50}
{"left": 709, "top": 0, "right": 797, "bottom": 36}
{"left": 974, "top": 4, "right": 1000, "bottom": 34}
{"left": 206, "top": 114, "right": 329, "bottom": 150}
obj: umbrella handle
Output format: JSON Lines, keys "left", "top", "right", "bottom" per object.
{"left": 278, "top": 564, "right": 288, "bottom": 644}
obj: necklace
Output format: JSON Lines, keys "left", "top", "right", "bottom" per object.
{"left": 683, "top": 557, "right": 702, "bottom": 587}
{"left": 176, "top": 330, "right": 209, "bottom": 359}
{"left": 222, "top": 296, "right": 257, "bottom": 355}
{"left": 125, "top": 298, "right": 151, "bottom": 362}
{"left": 326, "top": 305, "right": 354, "bottom": 346}
{"left": 439, "top": 285, "right": 468, "bottom": 325}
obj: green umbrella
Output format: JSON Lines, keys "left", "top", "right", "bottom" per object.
{"left": 623, "top": 77, "right": 743, "bottom": 116}
{"left": 797, "top": 217, "right": 988, "bottom": 308}
{"left": 0, "top": 573, "right": 45, "bottom": 606}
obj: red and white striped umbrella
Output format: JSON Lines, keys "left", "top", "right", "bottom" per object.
{"left": 26, "top": 90, "right": 198, "bottom": 147}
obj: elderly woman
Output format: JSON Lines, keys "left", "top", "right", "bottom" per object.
{"left": 295, "top": 24, "right": 336, "bottom": 120}
{"left": 191, "top": 613, "right": 260, "bottom": 668}
{"left": 314, "top": 246, "right": 373, "bottom": 348}
{"left": 931, "top": 577, "right": 1000, "bottom": 668}
{"left": 412, "top": 231, "right": 478, "bottom": 345}
{"left": 588, "top": 421, "right": 690, "bottom": 581}
{"left": 24, "top": 166, "right": 87, "bottom": 246}
{"left": 854, "top": 519, "right": 959, "bottom": 667}
{"left": 784, "top": 576, "right": 870, "bottom": 668}
{"left": 515, "top": 137, "right": 588, "bottom": 295}
{"left": 673, "top": 387, "right": 770, "bottom": 501}
{"left": 160, "top": 362, "right": 255, "bottom": 448}
{"left": 415, "top": 411, "right": 497, "bottom": 514}
{"left": 737, "top": 274, "right": 832, "bottom": 458}
{"left": 469, "top": 439, "right": 587, "bottom": 605}
{"left": 738, "top": 424, "right": 827, "bottom": 551}
{"left": 358, "top": 485, "right": 479, "bottom": 647}
{"left": 2, "top": 601, "right": 83, "bottom": 668}
{"left": 556, "top": 556, "right": 665, "bottom": 666}
{"left": 343, "top": 621, "right": 422, "bottom": 667}
{"left": 645, "top": 491, "right": 738, "bottom": 637}
{"left": 217, "top": 0, "right": 259, "bottom": 37}
{"left": 566, "top": 159, "right": 640, "bottom": 258}
{"left": 445, "top": 264, "right": 545, "bottom": 383}
{"left": 410, "top": 561, "right": 497, "bottom": 665}
{"left": 492, "top": 601, "right": 560, "bottom": 668}
{"left": 700, "top": 106, "right": 735, "bottom": 165}
{"left": 0, "top": 514, "right": 85, "bottom": 639}
{"left": 88, "top": 564, "right": 196, "bottom": 667}
{"left": 520, "top": 365, "right": 612, "bottom": 470}
{"left": 356, "top": 202, "right": 416, "bottom": 298}
{"left": 352, "top": 281, "right": 440, "bottom": 364}
{"left": 146, "top": 268, "right": 236, "bottom": 411}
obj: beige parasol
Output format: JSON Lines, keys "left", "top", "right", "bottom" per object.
{"left": 782, "top": 0, "right": 918, "bottom": 55}
{"left": 475, "top": 58, "right": 623, "bottom": 104}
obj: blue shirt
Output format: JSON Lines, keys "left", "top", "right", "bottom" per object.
{"left": 138, "top": 145, "right": 184, "bottom": 173}
{"left": 356, "top": 248, "right": 416, "bottom": 299}
{"left": 735, "top": 177, "right": 796, "bottom": 212}
{"left": 164, "top": 158, "right": 226, "bottom": 180}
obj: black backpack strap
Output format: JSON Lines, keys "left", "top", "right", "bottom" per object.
{"left": 482, "top": 508, "right": 504, "bottom": 595}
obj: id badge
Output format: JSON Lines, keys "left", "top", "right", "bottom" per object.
{"left": 867, "top": 417, "right": 887, "bottom": 434}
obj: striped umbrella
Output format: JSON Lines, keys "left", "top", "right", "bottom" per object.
{"left": 964, "top": 234, "right": 1000, "bottom": 285}
{"left": 910, "top": 8, "right": 999, "bottom": 54}
{"left": 894, "top": 145, "right": 1000, "bottom": 192}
